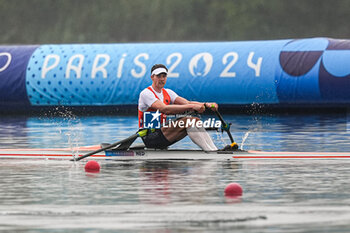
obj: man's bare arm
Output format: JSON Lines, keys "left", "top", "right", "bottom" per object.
{"left": 174, "top": 97, "right": 218, "bottom": 111}
{"left": 151, "top": 100, "right": 204, "bottom": 114}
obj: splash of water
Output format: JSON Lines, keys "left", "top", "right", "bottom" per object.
{"left": 66, "top": 129, "right": 81, "bottom": 160}
{"left": 51, "top": 107, "right": 83, "bottom": 159}
{"left": 240, "top": 131, "right": 250, "bottom": 150}
{"left": 215, "top": 130, "right": 227, "bottom": 148}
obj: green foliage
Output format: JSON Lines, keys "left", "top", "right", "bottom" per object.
{"left": 0, "top": 0, "right": 348, "bottom": 44}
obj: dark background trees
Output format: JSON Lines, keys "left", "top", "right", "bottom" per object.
{"left": 0, "top": 0, "right": 348, "bottom": 44}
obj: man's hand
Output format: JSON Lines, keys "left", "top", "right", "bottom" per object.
{"left": 204, "top": 102, "right": 218, "bottom": 111}
{"left": 192, "top": 103, "right": 205, "bottom": 113}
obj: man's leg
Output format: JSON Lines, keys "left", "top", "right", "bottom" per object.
{"left": 186, "top": 126, "right": 217, "bottom": 151}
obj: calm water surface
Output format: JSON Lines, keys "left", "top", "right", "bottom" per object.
{"left": 0, "top": 112, "right": 350, "bottom": 232}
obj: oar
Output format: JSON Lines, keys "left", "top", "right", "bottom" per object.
{"left": 214, "top": 110, "right": 239, "bottom": 150}
{"left": 204, "top": 103, "right": 235, "bottom": 143}
{"left": 72, "top": 129, "right": 148, "bottom": 161}
{"left": 214, "top": 110, "right": 235, "bottom": 143}
{"left": 204, "top": 104, "right": 238, "bottom": 150}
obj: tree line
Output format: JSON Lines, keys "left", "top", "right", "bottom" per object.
{"left": 0, "top": 0, "right": 349, "bottom": 44}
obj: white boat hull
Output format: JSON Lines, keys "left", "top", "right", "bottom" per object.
{"left": 0, "top": 146, "right": 350, "bottom": 160}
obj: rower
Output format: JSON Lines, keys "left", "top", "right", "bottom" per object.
{"left": 138, "top": 64, "right": 220, "bottom": 151}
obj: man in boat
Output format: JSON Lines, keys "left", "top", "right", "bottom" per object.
{"left": 138, "top": 64, "right": 237, "bottom": 151}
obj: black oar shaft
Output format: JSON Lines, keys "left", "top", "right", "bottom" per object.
{"left": 214, "top": 110, "right": 235, "bottom": 143}
{"left": 226, "top": 130, "right": 235, "bottom": 143}
{"left": 73, "top": 133, "right": 138, "bottom": 161}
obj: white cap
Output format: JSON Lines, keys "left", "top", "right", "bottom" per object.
{"left": 151, "top": 67, "right": 168, "bottom": 76}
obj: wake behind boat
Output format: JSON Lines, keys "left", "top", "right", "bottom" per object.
{"left": 1, "top": 145, "right": 350, "bottom": 160}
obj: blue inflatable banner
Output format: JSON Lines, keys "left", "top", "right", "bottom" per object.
{"left": 0, "top": 45, "right": 38, "bottom": 106}
{"left": 0, "top": 38, "right": 350, "bottom": 112}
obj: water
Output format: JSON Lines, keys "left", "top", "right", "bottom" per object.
{"left": 0, "top": 112, "right": 350, "bottom": 232}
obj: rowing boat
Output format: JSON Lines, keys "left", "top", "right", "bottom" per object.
{"left": 1, "top": 145, "right": 350, "bottom": 160}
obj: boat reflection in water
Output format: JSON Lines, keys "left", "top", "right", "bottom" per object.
{"left": 105, "top": 160, "right": 243, "bottom": 205}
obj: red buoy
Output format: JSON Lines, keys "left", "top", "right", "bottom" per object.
{"left": 85, "top": 160, "right": 100, "bottom": 173}
{"left": 224, "top": 183, "right": 243, "bottom": 196}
